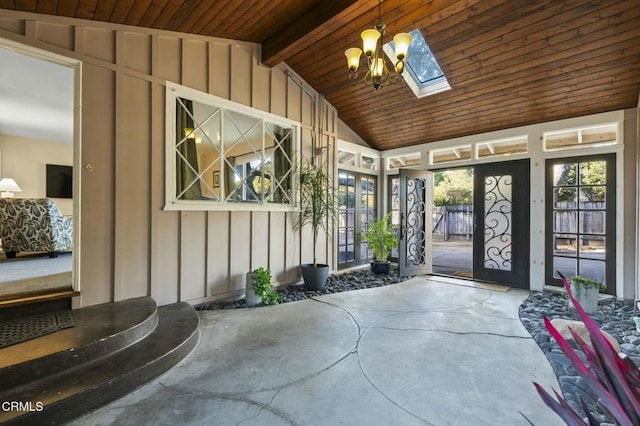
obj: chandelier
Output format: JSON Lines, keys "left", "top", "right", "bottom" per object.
{"left": 344, "top": 0, "right": 412, "bottom": 91}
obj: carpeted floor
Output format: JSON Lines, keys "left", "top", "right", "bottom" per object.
{"left": 0, "top": 310, "right": 74, "bottom": 348}
{"left": 0, "top": 252, "right": 72, "bottom": 295}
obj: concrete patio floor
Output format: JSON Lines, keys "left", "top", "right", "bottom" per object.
{"left": 71, "top": 276, "right": 563, "bottom": 426}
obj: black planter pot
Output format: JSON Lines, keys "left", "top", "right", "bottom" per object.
{"left": 370, "top": 261, "right": 391, "bottom": 275}
{"left": 301, "top": 264, "right": 330, "bottom": 290}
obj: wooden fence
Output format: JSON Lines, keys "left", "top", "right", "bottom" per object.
{"left": 433, "top": 202, "right": 605, "bottom": 241}
{"left": 433, "top": 205, "right": 473, "bottom": 241}
{"left": 553, "top": 201, "right": 606, "bottom": 234}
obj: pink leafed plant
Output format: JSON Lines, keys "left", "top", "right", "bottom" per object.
{"left": 532, "top": 276, "right": 640, "bottom": 425}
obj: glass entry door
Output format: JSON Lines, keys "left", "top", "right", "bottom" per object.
{"left": 337, "top": 171, "right": 376, "bottom": 269}
{"left": 545, "top": 155, "right": 615, "bottom": 293}
{"left": 398, "top": 169, "right": 432, "bottom": 276}
{"left": 473, "top": 160, "right": 530, "bottom": 288}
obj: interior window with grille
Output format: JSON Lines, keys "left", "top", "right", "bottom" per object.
{"left": 167, "top": 84, "right": 299, "bottom": 211}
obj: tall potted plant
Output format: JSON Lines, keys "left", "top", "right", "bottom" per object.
{"left": 295, "top": 159, "right": 339, "bottom": 290}
{"left": 363, "top": 213, "right": 398, "bottom": 275}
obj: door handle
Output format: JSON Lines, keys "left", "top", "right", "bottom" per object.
{"left": 400, "top": 212, "right": 406, "bottom": 240}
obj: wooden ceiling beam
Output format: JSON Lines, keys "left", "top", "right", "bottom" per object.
{"left": 261, "top": 0, "right": 361, "bottom": 67}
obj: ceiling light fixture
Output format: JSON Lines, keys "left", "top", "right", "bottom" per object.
{"left": 344, "top": 0, "right": 412, "bottom": 91}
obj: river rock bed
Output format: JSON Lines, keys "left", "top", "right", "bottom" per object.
{"left": 195, "top": 268, "right": 411, "bottom": 310}
{"left": 519, "top": 291, "right": 640, "bottom": 423}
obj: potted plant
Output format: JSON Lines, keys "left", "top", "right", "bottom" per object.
{"left": 246, "top": 267, "right": 281, "bottom": 307}
{"left": 294, "top": 159, "right": 339, "bottom": 290}
{"left": 568, "top": 275, "right": 606, "bottom": 314}
{"left": 363, "top": 213, "right": 398, "bottom": 275}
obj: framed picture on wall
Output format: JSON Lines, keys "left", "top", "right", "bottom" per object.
{"left": 213, "top": 171, "right": 220, "bottom": 188}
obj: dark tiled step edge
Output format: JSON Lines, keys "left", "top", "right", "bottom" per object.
{"left": 0, "top": 302, "right": 199, "bottom": 425}
{"left": 0, "top": 297, "right": 158, "bottom": 390}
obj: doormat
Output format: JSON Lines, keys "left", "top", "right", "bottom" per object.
{"left": 452, "top": 271, "right": 473, "bottom": 278}
{"left": 0, "top": 310, "right": 74, "bottom": 349}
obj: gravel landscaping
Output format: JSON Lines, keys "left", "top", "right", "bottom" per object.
{"left": 195, "top": 268, "right": 411, "bottom": 310}
{"left": 519, "top": 291, "right": 640, "bottom": 423}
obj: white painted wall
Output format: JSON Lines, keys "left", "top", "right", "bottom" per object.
{"left": 0, "top": 134, "right": 73, "bottom": 215}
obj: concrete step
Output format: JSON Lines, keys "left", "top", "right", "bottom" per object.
{"left": 0, "top": 299, "right": 199, "bottom": 425}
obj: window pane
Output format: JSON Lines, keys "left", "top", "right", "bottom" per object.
{"left": 362, "top": 156, "right": 376, "bottom": 170}
{"left": 361, "top": 243, "right": 370, "bottom": 259}
{"left": 347, "top": 227, "right": 355, "bottom": 244}
{"left": 579, "top": 211, "right": 605, "bottom": 234}
{"left": 579, "top": 186, "right": 606, "bottom": 206}
{"left": 339, "top": 246, "right": 346, "bottom": 263}
{"left": 553, "top": 163, "right": 577, "bottom": 186}
{"left": 554, "top": 187, "right": 576, "bottom": 209}
{"left": 553, "top": 234, "right": 577, "bottom": 257}
{"left": 339, "top": 228, "right": 346, "bottom": 245}
{"left": 554, "top": 211, "right": 576, "bottom": 233}
{"left": 554, "top": 257, "right": 576, "bottom": 280}
{"left": 264, "top": 124, "right": 293, "bottom": 205}
{"left": 176, "top": 98, "right": 210, "bottom": 200}
{"left": 578, "top": 259, "right": 605, "bottom": 284}
{"left": 347, "top": 245, "right": 355, "bottom": 261}
{"left": 579, "top": 236, "right": 605, "bottom": 260}
{"left": 579, "top": 161, "right": 606, "bottom": 185}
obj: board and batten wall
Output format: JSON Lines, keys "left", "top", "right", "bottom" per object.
{"left": 0, "top": 10, "right": 337, "bottom": 307}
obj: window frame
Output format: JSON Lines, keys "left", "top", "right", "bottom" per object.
{"left": 164, "top": 82, "right": 301, "bottom": 212}
{"left": 545, "top": 153, "right": 616, "bottom": 293}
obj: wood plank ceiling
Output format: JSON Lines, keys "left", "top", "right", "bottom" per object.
{"left": 2, "top": 0, "right": 639, "bottom": 151}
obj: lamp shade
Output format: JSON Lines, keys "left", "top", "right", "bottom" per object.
{"left": 371, "top": 58, "right": 384, "bottom": 77}
{"left": 393, "top": 32, "right": 412, "bottom": 60}
{"left": 361, "top": 29, "right": 381, "bottom": 56}
{"left": 344, "top": 47, "right": 363, "bottom": 72}
{"left": 0, "top": 178, "right": 22, "bottom": 198}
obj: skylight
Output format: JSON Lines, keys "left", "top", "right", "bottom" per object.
{"left": 385, "top": 29, "right": 451, "bottom": 98}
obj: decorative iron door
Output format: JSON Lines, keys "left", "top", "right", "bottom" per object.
{"left": 398, "top": 169, "right": 432, "bottom": 277}
{"left": 473, "top": 160, "right": 529, "bottom": 288}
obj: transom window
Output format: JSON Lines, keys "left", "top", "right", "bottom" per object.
{"left": 544, "top": 124, "right": 618, "bottom": 151}
{"left": 165, "top": 83, "right": 300, "bottom": 211}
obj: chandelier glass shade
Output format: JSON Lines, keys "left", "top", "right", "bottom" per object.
{"left": 344, "top": 3, "right": 412, "bottom": 91}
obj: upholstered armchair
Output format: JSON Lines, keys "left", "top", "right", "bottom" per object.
{"left": 0, "top": 198, "right": 73, "bottom": 258}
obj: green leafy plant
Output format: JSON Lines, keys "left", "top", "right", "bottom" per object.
{"left": 570, "top": 276, "right": 607, "bottom": 291}
{"left": 569, "top": 276, "right": 607, "bottom": 303}
{"left": 363, "top": 213, "right": 398, "bottom": 262}
{"left": 532, "top": 276, "right": 640, "bottom": 425}
{"left": 249, "top": 267, "right": 281, "bottom": 305}
{"left": 294, "top": 159, "right": 339, "bottom": 267}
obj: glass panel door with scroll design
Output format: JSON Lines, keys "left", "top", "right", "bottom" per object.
{"left": 473, "top": 160, "right": 529, "bottom": 288}
{"left": 398, "top": 169, "right": 432, "bottom": 277}
{"left": 388, "top": 175, "right": 400, "bottom": 263}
